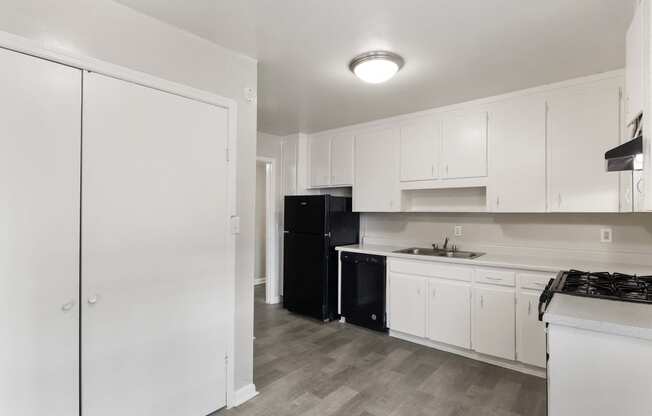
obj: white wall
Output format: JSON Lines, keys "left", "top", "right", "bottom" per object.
{"left": 256, "top": 132, "right": 284, "bottom": 300}
{"left": 362, "top": 212, "right": 652, "bottom": 266}
{"left": 0, "top": 0, "right": 258, "bottom": 392}
{"left": 254, "top": 163, "right": 266, "bottom": 282}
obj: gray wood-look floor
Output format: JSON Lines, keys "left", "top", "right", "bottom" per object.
{"left": 221, "top": 286, "right": 546, "bottom": 416}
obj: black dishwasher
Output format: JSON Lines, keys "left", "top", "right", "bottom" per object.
{"left": 340, "top": 252, "right": 387, "bottom": 332}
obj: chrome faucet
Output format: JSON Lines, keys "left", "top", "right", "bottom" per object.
{"left": 433, "top": 237, "right": 457, "bottom": 253}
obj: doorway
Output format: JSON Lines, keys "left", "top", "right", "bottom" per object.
{"left": 255, "top": 157, "right": 279, "bottom": 304}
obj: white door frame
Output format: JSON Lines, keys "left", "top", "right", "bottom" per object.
{"left": 0, "top": 30, "right": 241, "bottom": 408}
{"left": 256, "top": 156, "right": 280, "bottom": 304}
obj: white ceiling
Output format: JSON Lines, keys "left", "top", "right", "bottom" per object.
{"left": 115, "top": 0, "right": 636, "bottom": 136}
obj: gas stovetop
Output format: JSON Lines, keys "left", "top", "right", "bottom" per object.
{"left": 552, "top": 269, "right": 652, "bottom": 304}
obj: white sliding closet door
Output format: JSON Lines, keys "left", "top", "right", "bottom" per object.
{"left": 82, "top": 73, "right": 230, "bottom": 416}
{"left": 0, "top": 49, "right": 81, "bottom": 415}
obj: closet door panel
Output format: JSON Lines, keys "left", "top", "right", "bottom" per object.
{"left": 82, "top": 73, "right": 230, "bottom": 416}
{"left": 0, "top": 48, "right": 81, "bottom": 416}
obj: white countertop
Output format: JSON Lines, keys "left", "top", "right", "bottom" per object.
{"left": 335, "top": 244, "right": 652, "bottom": 275}
{"left": 544, "top": 295, "right": 652, "bottom": 341}
{"left": 336, "top": 243, "right": 652, "bottom": 340}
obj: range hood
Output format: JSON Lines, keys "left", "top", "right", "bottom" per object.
{"left": 605, "top": 136, "right": 643, "bottom": 172}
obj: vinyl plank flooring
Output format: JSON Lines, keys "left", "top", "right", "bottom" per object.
{"left": 219, "top": 286, "right": 546, "bottom": 416}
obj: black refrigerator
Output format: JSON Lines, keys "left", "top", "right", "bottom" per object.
{"left": 283, "top": 195, "right": 359, "bottom": 321}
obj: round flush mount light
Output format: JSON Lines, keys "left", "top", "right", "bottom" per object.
{"left": 349, "top": 51, "right": 405, "bottom": 84}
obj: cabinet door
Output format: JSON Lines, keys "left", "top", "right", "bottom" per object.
{"left": 626, "top": 1, "right": 644, "bottom": 124}
{"left": 0, "top": 48, "right": 81, "bottom": 416}
{"left": 400, "top": 116, "right": 440, "bottom": 181}
{"left": 547, "top": 79, "right": 621, "bottom": 212}
{"left": 517, "top": 291, "right": 546, "bottom": 368}
{"left": 309, "top": 135, "right": 332, "bottom": 187}
{"left": 488, "top": 97, "right": 546, "bottom": 212}
{"left": 441, "top": 111, "right": 488, "bottom": 179}
{"left": 473, "top": 286, "right": 516, "bottom": 360}
{"left": 330, "top": 133, "right": 354, "bottom": 186}
{"left": 82, "top": 73, "right": 229, "bottom": 416}
{"left": 428, "top": 280, "right": 471, "bottom": 349}
{"left": 354, "top": 127, "right": 401, "bottom": 212}
{"left": 389, "top": 273, "right": 427, "bottom": 337}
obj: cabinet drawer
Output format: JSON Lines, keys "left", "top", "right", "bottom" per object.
{"left": 475, "top": 268, "right": 516, "bottom": 287}
{"left": 389, "top": 259, "right": 473, "bottom": 282}
{"left": 519, "top": 272, "right": 555, "bottom": 291}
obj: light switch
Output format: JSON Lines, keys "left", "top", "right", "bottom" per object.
{"left": 231, "top": 216, "right": 241, "bottom": 234}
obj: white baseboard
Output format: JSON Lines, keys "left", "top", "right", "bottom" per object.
{"left": 230, "top": 383, "right": 258, "bottom": 408}
{"left": 390, "top": 330, "right": 546, "bottom": 379}
{"left": 267, "top": 295, "right": 281, "bottom": 304}
{"left": 254, "top": 277, "right": 266, "bottom": 286}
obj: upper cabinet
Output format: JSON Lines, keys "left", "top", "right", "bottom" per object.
{"left": 626, "top": 0, "right": 644, "bottom": 125}
{"left": 546, "top": 77, "right": 622, "bottom": 212}
{"left": 399, "top": 116, "right": 441, "bottom": 181}
{"left": 441, "top": 111, "right": 488, "bottom": 179}
{"left": 330, "top": 133, "right": 354, "bottom": 186}
{"left": 488, "top": 96, "right": 547, "bottom": 212}
{"left": 308, "top": 133, "right": 354, "bottom": 188}
{"left": 302, "top": 71, "right": 625, "bottom": 213}
{"left": 399, "top": 110, "right": 487, "bottom": 183}
{"left": 354, "top": 127, "right": 401, "bottom": 212}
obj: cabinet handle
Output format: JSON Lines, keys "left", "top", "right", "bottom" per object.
{"left": 637, "top": 178, "right": 644, "bottom": 194}
{"left": 432, "top": 288, "right": 437, "bottom": 298}
{"left": 486, "top": 276, "right": 501, "bottom": 281}
{"left": 431, "top": 165, "right": 435, "bottom": 178}
{"left": 445, "top": 165, "right": 449, "bottom": 176}
{"left": 558, "top": 193, "right": 562, "bottom": 208}
{"left": 528, "top": 300, "right": 532, "bottom": 316}
{"left": 61, "top": 300, "right": 75, "bottom": 312}
{"left": 496, "top": 196, "right": 500, "bottom": 207}
{"left": 88, "top": 295, "right": 99, "bottom": 305}
{"left": 480, "top": 295, "right": 484, "bottom": 308}
{"left": 417, "top": 288, "right": 421, "bottom": 296}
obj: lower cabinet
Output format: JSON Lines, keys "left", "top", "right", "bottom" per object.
{"left": 473, "top": 285, "right": 516, "bottom": 360}
{"left": 517, "top": 291, "right": 548, "bottom": 368}
{"left": 427, "top": 279, "right": 472, "bottom": 349}
{"left": 386, "top": 259, "right": 548, "bottom": 375}
{"left": 389, "top": 273, "right": 427, "bottom": 337}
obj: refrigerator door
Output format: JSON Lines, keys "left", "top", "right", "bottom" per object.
{"left": 284, "top": 195, "right": 327, "bottom": 235}
{"left": 283, "top": 232, "right": 328, "bottom": 320}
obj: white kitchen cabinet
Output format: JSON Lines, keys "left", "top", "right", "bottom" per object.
{"left": 0, "top": 47, "right": 81, "bottom": 416}
{"left": 389, "top": 273, "right": 427, "bottom": 337}
{"left": 400, "top": 116, "right": 441, "bottom": 181}
{"left": 82, "top": 73, "right": 229, "bottom": 416}
{"left": 441, "top": 111, "right": 488, "bottom": 179}
{"left": 488, "top": 97, "right": 547, "bottom": 212}
{"left": 547, "top": 77, "right": 622, "bottom": 212}
{"left": 308, "top": 133, "right": 354, "bottom": 187}
{"left": 626, "top": 0, "right": 645, "bottom": 125}
{"left": 309, "top": 134, "right": 332, "bottom": 187}
{"left": 330, "top": 133, "right": 354, "bottom": 186}
{"left": 473, "top": 285, "right": 516, "bottom": 360}
{"left": 354, "top": 127, "right": 401, "bottom": 211}
{"left": 516, "top": 291, "right": 546, "bottom": 367}
{"left": 427, "top": 279, "right": 472, "bottom": 349}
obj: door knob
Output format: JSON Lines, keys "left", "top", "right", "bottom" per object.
{"left": 88, "top": 295, "right": 99, "bottom": 305}
{"left": 61, "top": 301, "right": 75, "bottom": 312}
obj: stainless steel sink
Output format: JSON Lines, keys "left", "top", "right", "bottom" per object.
{"left": 393, "top": 247, "right": 485, "bottom": 259}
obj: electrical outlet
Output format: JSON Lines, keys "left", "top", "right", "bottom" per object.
{"left": 600, "top": 228, "right": 613, "bottom": 243}
{"left": 454, "top": 225, "right": 463, "bottom": 237}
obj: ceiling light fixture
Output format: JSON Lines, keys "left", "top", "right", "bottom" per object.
{"left": 349, "top": 51, "right": 404, "bottom": 84}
